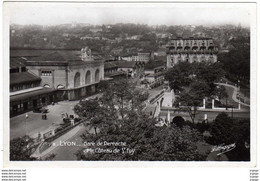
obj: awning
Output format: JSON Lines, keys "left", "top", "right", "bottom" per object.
{"left": 10, "top": 87, "right": 56, "bottom": 102}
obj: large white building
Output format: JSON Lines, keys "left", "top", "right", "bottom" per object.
{"left": 166, "top": 37, "right": 218, "bottom": 68}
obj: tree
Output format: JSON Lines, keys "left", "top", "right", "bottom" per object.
{"left": 10, "top": 136, "right": 37, "bottom": 161}
{"left": 207, "top": 113, "right": 250, "bottom": 161}
{"left": 76, "top": 112, "right": 206, "bottom": 161}
{"left": 165, "top": 62, "right": 193, "bottom": 92}
{"left": 99, "top": 78, "right": 148, "bottom": 120}
{"left": 218, "top": 36, "right": 250, "bottom": 84}
{"left": 166, "top": 61, "right": 226, "bottom": 123}
{"left": 173, "top": 79, "right": 209, "bottom": 124}
{"left": 74, "top": 78, "right": 148, "bottom": 134}
{"left": 190, "top": 79, "right": 211, "bottom": 98}
{"left": 213, "top": 85, "right": 228, "bottom": 100}
{"left": 10, "top": 136, "right": 56, "bottom": 161}
{"left": 75, "top": 78, "right": 206, "bottom": 161}
{"left": 207, "top": 112, "right": 234, "bottom": 145}
{"left": 195, "top": 62, "right": 225, "bottom": 92}
{"left": 165, "top": 62, "right": 225, "bottom": 96}
{"left": 174, "top": 91, "right": 201, "bottom": 124}
{"left": 74, "top": 98, "right": 109, "bottom": 135}
{"left": 227, "top": 119, "right": 250, "bottom": 161}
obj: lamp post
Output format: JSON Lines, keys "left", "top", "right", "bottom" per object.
{"left": 237, "top": 79, "right": 240, "bottom": 104}
{"left": 25, "top": 113, "right": 29, "bottom": 141}
{"left": 231, "top": 106, "right": 234, "bottom": 118}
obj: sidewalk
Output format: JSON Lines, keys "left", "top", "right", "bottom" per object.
{"left": 10, "top": 100, "right": 78, "bottom": 140}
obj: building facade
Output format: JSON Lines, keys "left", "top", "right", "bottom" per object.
{"left": 121, "top": 52, "right": 153, "bottom": 63}
{"left": 104, "top": 60, "right": 126, "bottom": 79}
{"left": 117, "top": 61, "right": 145, "bottom": 78}
{"left": 10, "top": 57, "right": 56, "bottom": 117}
{"left": 143, "top": 65, "right": 166, "bottom": 89}
{"left": 166, "top": 37, "right": 218, "bottom": 68}
{"left": 25, "top": 47, "right": 104, "bottom": 100}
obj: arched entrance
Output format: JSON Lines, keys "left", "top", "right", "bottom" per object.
{"left": 85, "top": 70, "right": 91, "bottom": 84}
{"left": 95, "top": 69, "right": 100, "bottom": 82}
{"left": 74, "top": 72, "right": 81, "bottom": 87}
{"left": 171, "top": 116, "right": 185, "bottom": 128}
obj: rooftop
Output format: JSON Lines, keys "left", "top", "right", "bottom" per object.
{"left": 10, "top": 57, "right": 26, "bottom": 69}
{"left": 144, "top": 61, "right": 166, "bottom": 70}
{"left": 10, "top": 49, "right": 80, "bottom": 58}
{"left": 29, "top": 51, "right": 81, "bottom": 62}
{"left": 104, "top": 62, "right": 118, "bottom": 69}
{"left": 10, "top": 87, "right": 55, "bottom": 102}
{"left": 10, "top": 72, "right": 41, "bottom": 85}
{"left": 170, "top": 37, "right": 213, "bottom": 40}
{"left": 116, "top": 61, "right": 144, "bottom": 68}
{"left": 117, "top": 61, "right": 137, "bottom": 68}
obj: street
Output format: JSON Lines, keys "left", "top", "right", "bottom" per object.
{"left": 10, "top": 100, "right": 78, "bottom": 140}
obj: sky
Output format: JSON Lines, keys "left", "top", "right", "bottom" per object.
{"left": 4, "top": 2, "right": 255, "bottom": 27}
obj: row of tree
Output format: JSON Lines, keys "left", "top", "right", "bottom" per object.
{"left": 10, "top": 78, "right": 250, "bottom": 161}
{"left": 74, "top": 78, "right": 207, "bottom": 161}
{"left": 218, "top": 36, "right": 250, "bottom": 86}
{"left": 165, "top": 62, "right": 226, "bottom": 123}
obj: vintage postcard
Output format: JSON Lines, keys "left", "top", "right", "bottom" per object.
{"left": 2, "top": 1, "right": 257, "bottom": 168}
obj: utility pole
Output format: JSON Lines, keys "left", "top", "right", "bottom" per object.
{"left": 25, "top": 113, "right": 29, "bottom": 141}
{"left": 232, "top": 106, "right": 234, "bottom": 118}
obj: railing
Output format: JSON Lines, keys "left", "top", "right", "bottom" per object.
{"left": 149, "top": 90, "right": 165, "bottom": 104}
{"left": 166, "top": 49, "right": 218, "bottom": 54}
{"left": 38, "top": 119, "right": 85, "bottom": 153}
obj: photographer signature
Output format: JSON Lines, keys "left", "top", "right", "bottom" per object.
{"left": 211, "top": 143, "right": 236, "bottom": 156}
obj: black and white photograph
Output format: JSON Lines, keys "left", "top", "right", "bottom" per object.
{"left": 2, "top": 2, "right": 257, "bottom": 167}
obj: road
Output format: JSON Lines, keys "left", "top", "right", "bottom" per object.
{"left": 216, "top": 83, "right": 250, "bottom": 109}
{"left": 39, "top": 124, "right": 94, "bottom": 160}
{"left": 10, "top": 100, "right": 78, "bottom": 140}
{"left": 160, "top": 109, "right": 250, "bottom": 123}
{"left": 10, "top": 93, "right": 103, "bottom": 140}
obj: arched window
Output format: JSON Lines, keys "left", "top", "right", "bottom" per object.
{"left": 95, "top": 69, "right": 100, "bottom": 82}
{"left": 43, "top": 84, "right": 50, "bottom": 88}
{"left": 85, "top": 70, "right": 91, "bottom": 84}
{"left": 192, "top": 46, "right": 198, "bottom": 50}
{"left": 169, "top": 47, "right": 175, "bottom": 51}
{"left": 57, "top": 84, "right": 65, "bottom": 89}
{"left": 184, "top": 46, "right": 190, "bottom": 50}
{"left": 74, "top": 72, "right": 81, "bottom": 87}
{"left": 200, "top": 46, "right": 206, "bottom": 50}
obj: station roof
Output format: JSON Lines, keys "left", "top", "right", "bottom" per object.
{"left": 10, "top": 49, "right": 81, "bottom": 58}
{"left": 10, "top": 87, "right": 55, "bottom": 102}
{"left": 10, "top": 72, "right": 41, "bottom": 85}
{"left": 29, "top": 51, "right": 81, "bottom": 62}
{"left": 11, "top": 49, "right": 105, "bottom": 66}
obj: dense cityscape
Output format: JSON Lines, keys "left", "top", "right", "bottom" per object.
{"left": 9, "top": 22, "right": 250, "bottom": 161}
